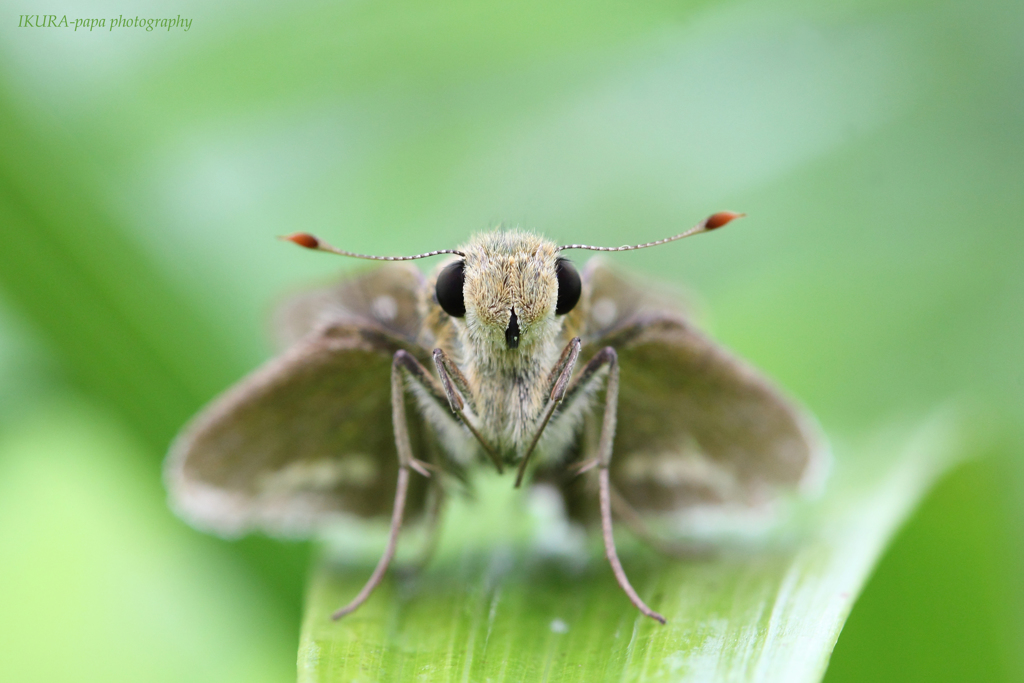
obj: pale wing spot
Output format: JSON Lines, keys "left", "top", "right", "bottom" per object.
{"left": 621, "top": 441, "right": 739, "bottom": 498}
{"left": 371, "top": 294, "right": 398, "bottom": 322}
{"left": 591, "top": 297, "right": 618, "bottom": 328}
{"left": 257, "top": 455, "right": 378, "bottom": 494}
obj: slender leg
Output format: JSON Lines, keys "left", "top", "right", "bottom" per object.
{"left": 608, "top": 485, "right": 709, "bottom": 560}
{"left": 590, "top": 347, "right": 666, "bottom": 624}
{"left": 514, "top": 337, "right": 582, "bottom": 487}
{"left": 600, "top": 470, "right": 666, "bottom": 624}
{"left": 432, "top": 348, "right": 476, "bottom": 413}
{"left": 331, "top": 350, "right": 432, "bottom": 620}
{"left": 433, "top": 348, "right": 503, "bottom": 474}
{"left": 543, "top": 335, "right": 583, "bottom": 395}
{"left": 407, "top": 477, "right": 446, "bottom": 572}
{"left": 555, "top": 343, "right": 625, "bottom": 477}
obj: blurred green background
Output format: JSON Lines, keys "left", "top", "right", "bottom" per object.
{"left": 1, "top": 0, "right": 1021, "bottom": 680}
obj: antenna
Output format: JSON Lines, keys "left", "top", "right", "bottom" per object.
{"left": 280, "top": 233, "right": 465, "bottom": 261}
{"left": 558, "top": 211, "right": 744, "bottom": 253}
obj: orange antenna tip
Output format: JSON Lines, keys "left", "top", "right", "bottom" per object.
{"left": 704, "top": 211, "right": 745, "bottom": 231}
{"left": 281, "top": 232, "right": 321, "bottom": 249}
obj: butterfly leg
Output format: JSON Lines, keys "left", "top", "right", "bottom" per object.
{"left": 331, "top": 350, "right": 433, "bottom": 619}
{"left": 587, "top": 346, "right": 667, "bottom": 624}
{"left": 514, "top": 337, "right": 582, "bottom": 487}
{"left": 407, "top": 458, "right": 447, "bottom": 572}
{"left": 433, "top": 348, "right": 503, "bottom": 473}
{"left": 608, "top": 485, "right": 710, "bottom": 560}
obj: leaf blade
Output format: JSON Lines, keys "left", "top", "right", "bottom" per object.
{"left": 300, "top": 413, "right": 966, "bottom": 682}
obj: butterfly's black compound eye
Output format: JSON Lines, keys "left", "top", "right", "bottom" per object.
{"left": 554, "top": 258, "right": 582, "bottom": 315}
{"left": 435, "top": 260, "right": 466, "bottom": 318}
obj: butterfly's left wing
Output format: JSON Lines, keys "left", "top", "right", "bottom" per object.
{"left": 275, "top": 262, "right": 426, "bottom": 347}
{"left": 166, "top": 264, "right": 441, "bottom": 538}
{"left": 565, "top": 259, "right": 826, "bottom": 520}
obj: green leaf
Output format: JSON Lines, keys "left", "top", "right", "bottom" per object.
{"left": 298, "top": 413, "right": 968, "bottom": 682}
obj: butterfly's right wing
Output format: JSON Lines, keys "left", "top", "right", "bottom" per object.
{"left": 560, "top": 259, "right": 826, "bottom": 523}
{"left": 166, "top": 264, "right": 440, "bottom": 538}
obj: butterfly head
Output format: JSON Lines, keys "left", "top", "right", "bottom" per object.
{"left": 435, "top": 229, "right": 581, "bottom": 353}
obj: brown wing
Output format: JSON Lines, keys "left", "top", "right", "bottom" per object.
{"left": 577, "top": 259, "right": 826, "bottom": 516}
{"left": 166, "top": 266, "right": 435, "bottom": 538}
{"left": 275, "top": 262, "right": 425, "bottom": 347}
